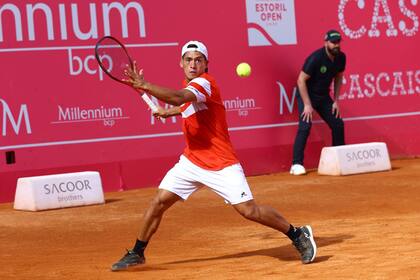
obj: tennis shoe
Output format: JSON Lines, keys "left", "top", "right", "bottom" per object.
{"left": 111, "top": 249, "right": 145, "bottom": 271}
{"left": 290, "top": 164, "right": 306, "bottom": 175}
{"left": 292, "top": 225, "right": 317, "bottom": 264}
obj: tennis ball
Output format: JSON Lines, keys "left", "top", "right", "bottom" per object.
{"left": 236, "top": 62, "right": 251, "bottom": 77}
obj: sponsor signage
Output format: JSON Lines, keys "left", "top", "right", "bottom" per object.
{"left": 246, "top": 0, "right": 297, "bottom": 46}
{"left": 14, "top": 171, "right": 104, "bottom": 211}
{"left": 0, "top": 0, "right": 419, "bottom": 203}
{"left": 318, "top": 142, "right": 391, "bottom": 175}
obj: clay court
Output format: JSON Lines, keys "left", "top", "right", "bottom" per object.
{"left": 1, "top": 158, "right": 419, "bottom": 280}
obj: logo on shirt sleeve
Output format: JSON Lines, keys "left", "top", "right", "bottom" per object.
{"left": 320, "top": 66, "right": 328, "bottom": 73}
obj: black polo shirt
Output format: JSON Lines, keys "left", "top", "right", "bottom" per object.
{"left": 302, "top": 47, "right": 346, "bottom": 97}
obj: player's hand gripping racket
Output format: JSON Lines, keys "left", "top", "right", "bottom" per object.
{"left": 94, "top": 36, "right": 158, "bottom": 113}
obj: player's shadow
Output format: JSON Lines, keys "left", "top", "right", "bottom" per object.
{"left": 163, "top": 234, "right": 353, "bottom": 265}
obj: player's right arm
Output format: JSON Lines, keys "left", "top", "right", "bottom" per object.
{"left": 141, "top": 80, "right": 196, "bottom": 106}
{"left": 297, "top": 71, "right": 314, "bottom": 123}
{"left": 125, "top": 63, "right": 197, "bottom": 106}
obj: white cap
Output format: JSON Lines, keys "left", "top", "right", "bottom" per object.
{"left": 181, "top": 40, "right": 208, "bottom": 60}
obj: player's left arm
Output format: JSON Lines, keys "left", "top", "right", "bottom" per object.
{"left": 332, "top": 71, "right": 344, "bottom": 118}
{"left": 153, "top": 105, "right": 182, "bottom": 119}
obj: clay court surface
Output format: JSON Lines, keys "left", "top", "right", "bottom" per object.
{"left": 1, "top": 158, "right": 420, "bottom": 279}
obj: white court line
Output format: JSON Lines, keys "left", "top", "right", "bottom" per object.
{"left": 0, "top": 42, "right": 179, "bottom": 53}
{"left": 229, "top": 111, "right": 420, "bottom": 131}
{"left": 1, "top": 111, "right": 419, "bottom": 150}
{"left": 0, "top": 131, "right": 183, "bottom": 150}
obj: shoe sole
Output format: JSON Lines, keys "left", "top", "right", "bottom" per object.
{"left": 290, "top": 166, "right": 306, "bottom": 175}
{"left": 290, "top": 170, "right": 306, "bottom": 175}
{"left": 111, "top": 264, "right": 128, "bottom": 271}
{"left": 111, "top": 258, "right": 145, "bottom": 271}
{"left": 302, "top": 225, "right": 317, "bottom": 263}
{"left": 111, "top": 262, "right": 141, "bottom": 272}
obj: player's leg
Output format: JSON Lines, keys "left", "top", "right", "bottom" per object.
{"left": 233, "top": 199, "right": 289, "bottom": 232}
{"left": 196, "top": 161, "right": 317, "bottom": 264}
{"left": 316, "top": 96, "right": 345, "bottom": 146}
{"left": 291, "top": 95, "right": 312, "bottom": 175}
{"left": 193, "top": 161, "right": 288, "bottom": 232}
{"left": 111, "top": 189, "right": 181, "bottom": 271}
{"left": 233, "top": 200, "right": 316, "bottom": 264}
{"left": 111, "top": 156, "right": 199, "bottom": 271}
{"left": 138, "top": 189, "right": 182, "bottom": 241}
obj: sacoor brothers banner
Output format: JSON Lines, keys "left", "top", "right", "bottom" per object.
{"left": 1, "top": 0, "right": 419, "bottom": 202}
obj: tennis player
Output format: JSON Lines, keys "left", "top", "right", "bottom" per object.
{"left": 111, "top": 41, "right": 317, "bottom": 271}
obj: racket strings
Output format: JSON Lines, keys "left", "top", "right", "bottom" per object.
{"left": 95, "top": 37, "right": 132, "bottom": 82}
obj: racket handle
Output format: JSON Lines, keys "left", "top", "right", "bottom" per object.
{"left": 141, "top": 93, "right": 158, "bottom": 112}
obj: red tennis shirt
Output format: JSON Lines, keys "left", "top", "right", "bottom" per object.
{"left": 180, "top": 73, "right": 239, "bottom": 170}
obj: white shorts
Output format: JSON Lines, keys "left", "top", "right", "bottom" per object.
{"left": 159, "top": 155, "right": 254, "bottom": 205}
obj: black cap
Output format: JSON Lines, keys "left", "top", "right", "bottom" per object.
{"left": 324, "top": 30, "right": 342, "bottom": 43}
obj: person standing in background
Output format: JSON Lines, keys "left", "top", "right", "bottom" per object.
{"left": 290, "top": 30, "right": 346, "bottom": 175}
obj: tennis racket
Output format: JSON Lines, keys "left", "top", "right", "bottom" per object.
{"left": 94, "top": 36, "right": 158, "bottom": 112}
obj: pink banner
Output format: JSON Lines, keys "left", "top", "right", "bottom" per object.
{"left": 1, "top": 0, "right": 419, "bottom": 202}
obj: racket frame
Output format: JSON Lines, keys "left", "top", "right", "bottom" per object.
{"left": 95, "top": 36, "right": 158, "bottom": 113}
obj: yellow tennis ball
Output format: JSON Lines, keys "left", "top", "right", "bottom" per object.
{"left": 236, "top": 62, "right": 251, "bottom": 77}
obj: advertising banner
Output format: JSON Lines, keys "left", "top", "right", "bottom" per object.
{"left": 1, "top": 0, "right": 419, "bottom": 202}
